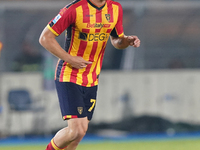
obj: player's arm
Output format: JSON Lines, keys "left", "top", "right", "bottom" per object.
{"left": 110, "top": 35, "right": 140, "bottom": 49}
{"left": 39, "top": 26, "right": 92, "bottom": 69}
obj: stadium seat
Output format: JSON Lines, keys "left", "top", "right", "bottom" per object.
{"left": 7, "top": 89, "right": 45, "bottom": 137}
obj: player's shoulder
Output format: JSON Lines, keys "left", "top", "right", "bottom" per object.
{"left": 107, "top": 0, "right": 122, "bottom": 6}
{"left": 65, "top": 0, "right": 85, "bottom": 9}
{"left": 107, "top": 0, "right": 123, "bottom": 11}
{"left": 59, "top": 0, "right": 84, "bottom": 15}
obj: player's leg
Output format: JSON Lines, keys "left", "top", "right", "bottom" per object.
{"left": 64, "top": 118, "right": 89, "bottom": 150}
{"left": 63, "top": 85, "right": 98, "bottom": 150}
{"left": 46, "top": 117, "right": 88, "bottom": 150}
{"left": 45, "top": 81, "right": 98, "bottom": 150}
{"left": 45, "top": 81, "right": 91, "bottom": 150}
{"left": 53, "top": 117, "right": 89, "bottom": 150}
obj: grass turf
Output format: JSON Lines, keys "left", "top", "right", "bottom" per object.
{"left": 1, "top": 139, "right": 200, "bottom": 150}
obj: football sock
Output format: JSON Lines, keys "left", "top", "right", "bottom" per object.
{"left": 45, "top": 139, "right": 67, "bottom": 150}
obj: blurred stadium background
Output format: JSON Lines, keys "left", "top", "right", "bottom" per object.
{"left": 1, "top": 0, "right": 200, "bottom": 147}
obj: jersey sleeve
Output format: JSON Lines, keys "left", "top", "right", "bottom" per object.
{"left": 47, "top": 6, "right": 76, "bottom": 36}
{"left": 110, "top": 3, "right": 124, "bottom": 38}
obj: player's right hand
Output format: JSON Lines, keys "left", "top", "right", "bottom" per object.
{"left": 127, "top": 36, "right": 140, "bottom": 48}
{"left": 68, "top": 56, "right": 92, "bottom": 69}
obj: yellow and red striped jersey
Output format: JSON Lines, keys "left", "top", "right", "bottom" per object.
{"left": 48, "top": 0, "right": 124, "bottom": 87}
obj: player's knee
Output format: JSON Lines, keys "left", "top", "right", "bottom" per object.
{"left": 78, "top": 126, "right": 87, "bottom": 138}
{"left": 68, "top": 124, "right": 87, "bottom": 141}
{"left": 68, "top": 129, "right": 85, "bottom": 142}
{"left": 75, "top": 124, "right": 87, "bottom": 139}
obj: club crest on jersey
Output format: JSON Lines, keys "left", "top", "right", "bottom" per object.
{"left": 77, "top": 107, "right": 83, "bottom": 115}
{"left": 105, "top": 14, "right": 111, "bottom": 22}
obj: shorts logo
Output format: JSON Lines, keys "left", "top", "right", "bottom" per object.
{"left": 105, "top": 14, "right": 111, "bottom": 22}
{"left": 77, "top": 107, "right": 83, "bottom": 115}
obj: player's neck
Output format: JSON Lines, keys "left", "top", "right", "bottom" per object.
{"left": 90, "top": 0, "right": 106, "bottom": 7}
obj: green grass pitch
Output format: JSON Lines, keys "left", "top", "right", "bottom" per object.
{"left": 1, "top": 139, "right": 200, "bottom": 150}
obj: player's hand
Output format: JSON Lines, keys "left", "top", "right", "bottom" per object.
{"left": 127, "top": 36, "right": 140, "bottom": 48}
{"left": 68, "top": 56, "right": 92, "bottom": 69}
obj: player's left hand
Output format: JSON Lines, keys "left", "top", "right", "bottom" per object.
{"left": 127, "top": 36, "right": 140, "bottom": 48}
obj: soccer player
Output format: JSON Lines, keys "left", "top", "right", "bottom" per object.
{"left": 39, "top": 0, "right": 140, "bottom": 150}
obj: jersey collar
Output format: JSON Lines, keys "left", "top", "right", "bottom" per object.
{"left": 87, "top": 0, "right": 106, "bottom": 10}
